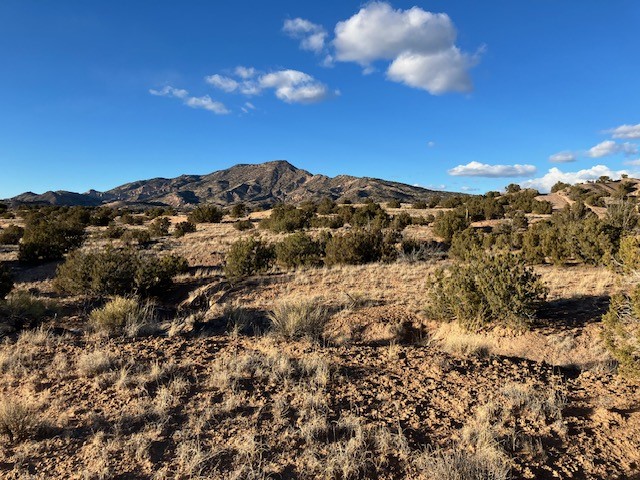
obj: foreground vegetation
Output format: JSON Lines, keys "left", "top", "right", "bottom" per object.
{"left": 0, "top": 178, "right": 639, "bottom": 478}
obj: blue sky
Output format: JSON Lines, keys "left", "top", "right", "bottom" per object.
{"left": 1, "top": 0, "right": 639, "bottom": 197}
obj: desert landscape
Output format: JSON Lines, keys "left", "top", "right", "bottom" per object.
{"left": 0, "top": 161, "right": 639, "bottom": 479}
{"left": 2, "top": 2, "right": 640, "bottom": 478}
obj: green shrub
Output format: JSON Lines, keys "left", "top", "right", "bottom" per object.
{"left": 602, "top": 288, "right": 640, "bottom": 378}
{"left": 0, "top": 263, "right": 13, "bottom": 300}
{"left": 310, "top": 215, "right": 344, "bottom": 229}
{"left": 412, "top": 201, "right": 428, "bottom": 209}
{"left": 432, "top": 211, "right": 470, "bottom": 242}
{"left": 230, "top": 203, "right": 247, "bottom": 219}
{"left": 103, "top": 223, "right": 126, "bottom": 239}
{"left": 324, "top": 229, "right": 396, "bottom": 266}
{"left": 55, "top": 248, "right": 188, "bottom": 297}
{"left": 387, "top": 199, "right": 401, "bottom": 209}
{"left": 551, "top": 181, "right": 570, "bottom": 193}
{"left": 268, "top": 298, "right": 328, "bottom": 340}
{"left": 233, "top": 219, "right": 254, "bottom": 231}
{"left": 173, "top": 221, "right": 196, "bottom": 237}
{"left": 188, "top": 204, "right": 224, "bottom": 223}
{"left": 275, "top": 232, "right": 323, "bottom": 269}
{"left": 605, "top": 200, "right": 638, "bottom": 231}
{"left": 522, "top": 213, "right": 620, "bottom": 266}
{"left": 120, "top": 213, "right": 144, "bottom": 225}
{"left": 121, "top": 229, "right": 152, "bottom": 246}
{"left": 389, "top": 212, "right": 412, "bottom": 231}
{"left": 260, "top": 204, "right": 313, "bottom": 233}
{"left": 89, "top": 296, "right": 157, "bottom": 336}
{"left": 18, "top": 213, "right": 86, "bottom": 264}
{"left": 89, "top": 207, "right": 118, "bottom": 226}
{"left": 0, "top": 225, "right": 24, "bottom": 245}
{"left": 148, "top": 217, "right": 170, "bottom": 237}
{"left": 426, "top": 251, "right": 547, "bottom": 331}
{"left": 316, "top": 198, "right": 337, "bottom": 215}
{"left": 224, "top": 237, "right": 275, "bottom": 281}
{"left": 617, "top": 236, "right": 640, "bottom": 273}
{"left": 349, "top": 203, "right": 390, "bottom": 229}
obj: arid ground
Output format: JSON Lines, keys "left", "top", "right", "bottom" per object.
{"left": 0, "top": 203, "right": 639, "bottom": 480}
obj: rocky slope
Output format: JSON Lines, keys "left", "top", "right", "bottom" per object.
{"left": 4, "top": 160, "right": 455, "bottom": 208}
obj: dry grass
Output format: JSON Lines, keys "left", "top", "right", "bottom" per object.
{"left": 0, "top": 396, "right": 40, "bottom": 443}
{"left": 89, "top": 296, "right": 157, "bottom": 337}
{"left": 268, "top": 297, "right": 329, "bottom": 340}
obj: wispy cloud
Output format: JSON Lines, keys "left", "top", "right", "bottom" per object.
{"left": 448, "top": 161, "right": 536, "bottom": 177}
{"left": 548, "top": 151, "right": 577, "bottom": 163}
{"left": 149, "top": 86, "right": 229, "bottom": 114}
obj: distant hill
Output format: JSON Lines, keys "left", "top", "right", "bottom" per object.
{"left": 4, "top": 160, "right": 461, "bottom": 208}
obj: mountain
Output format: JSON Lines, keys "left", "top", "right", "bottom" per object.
{"left": 4, "top": 160, "right": 459, "bottom": 208}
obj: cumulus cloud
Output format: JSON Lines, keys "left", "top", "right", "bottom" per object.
{"left": 606, "top": 123, "right": 640, "bottom": 139}
{"left": 448, "top": 161, "right": 536, "bottom": 178}
{"left": 206, "top": 68, "right": 336, "bottom": 104}
{"left": 522, "top": 165, "right": 630, "bottom": 192}
{"left": 588, "top": 140, "right": 638, "bottom": 158}
{"left": 149, "top": 86, "right": 229, "bottom": 114}
{"left": 624, "top": 158, "right": 640, "bottom": 166}
{"left": 331, "top": 2, "right": 479, "bottom": 94}
{"left": 283, "top": 18, "right": 328, "bottom": 54}
{"left": 548, "top": 151, "right": 577, "bottom": 163}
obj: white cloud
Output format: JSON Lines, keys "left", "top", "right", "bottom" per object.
{"left": 606, "top": 123, "right": 640, "bottom": 139}
{"left": 521, "top": 165, "right": 629, "bottom": 193}
{"left": 184, "top": 95, "right": 230, "bottom": 114}
{"left": 205, "top": 74, "right": 239, "bottom": 92}
{"left": 427, "top": 141, "right": 436, "bottom": 148}
{"left": 588, "top": 140, "right": 638, "bottom": 158}
{"left": 234, "top": 66, "right": 257, "bottom": 79}
{"left": 460, "top": 186, "right": 478, "bottom": 192}
{"left": 149, "top": 86, "right": 229, "bottom": 115}
{"left": 149, "top": 86, "right": 188, "bottom": 99}
{"left": 206, "top": 67, "right": 336, "bottom": 105}
{"left": 240, "top": 102, "right": 256, "bottom": 114}
{"left": 259, "top": 69, "right": 331, "bottom": 103}
{"left": 549, "top": 151, "right": 577, "bottom": 163}
{"left": 448, "top": 161, "right": 536, "bottom": 178}
{"left": 387, "top": 47, "right": 476, "bottom": 94}
{"left": 624, "top": 158, "right": 640, "bottom": 166}
{"left": 283, "top": 18, "right": 328, "bottom": 54}
{"left": 332, "top": 2, "right": 479, "bottom": 94}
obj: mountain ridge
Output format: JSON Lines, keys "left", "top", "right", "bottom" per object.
{"left": 4, "top": 160, "right": 460, "bottom": 208}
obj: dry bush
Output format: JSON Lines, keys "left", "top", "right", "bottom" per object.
{"left": 412, "top": 448, "right": 510, "bottom": 480}
{"left": 268, "top": 298, "right": 329, "bottom": 341}
{"left": 77, "top": 348, "right": 118, "bottom": 377}
{"left": 0, "top": 396, "right": 40, "bottom": 443}
{"left": 3, "top": 290, "right": 49, "bottom": 320}
{"left": 89, "top": 296, "right": 158, "bottom": 336}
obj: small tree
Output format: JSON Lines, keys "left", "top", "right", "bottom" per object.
{"left": 427, "top": 251, "right": 547, "bottom": 331}
{"left": 224, "top": 237, "right": 275, "bottom": 281}
{"left": 275, "top": 232, "right": 323, "bottom": 269}
{"left": 188, "top": 204, "right": 224, "bottom": 223}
